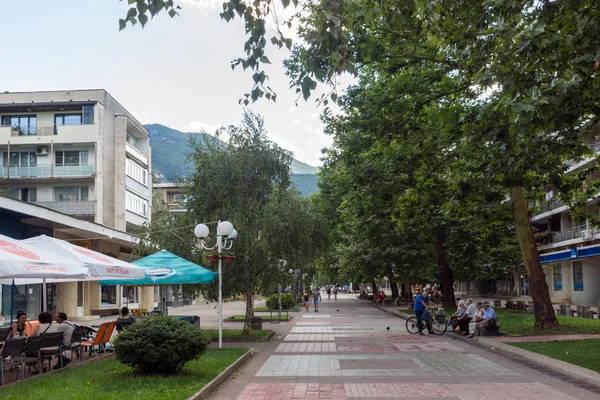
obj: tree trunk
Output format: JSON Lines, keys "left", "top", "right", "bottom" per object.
{"left": 371, "top": 279, "right": 378, "bottom": 297}
{"left": 242, "top": 290, "right": 254, "bottom": 334}
{"left": 510, "top": 185, "right": 559, "bottom": 329}
{"left": 436, "top": 229, "right": 456, "bottom": 309}
{"left": 385, "top": 265, "right": 399, "bottom": 300}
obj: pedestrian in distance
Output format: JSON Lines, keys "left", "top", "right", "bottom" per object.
{"left": 303, "top": 291, "right": 310, "bottom": 312}
{"left": 313, "top": 287, "right": 322, "bottom": 312}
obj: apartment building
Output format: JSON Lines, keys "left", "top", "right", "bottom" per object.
{"left": 533, "top": 129, "right": 600, "bottom": 305}
{"left": 0, "top": 90, "right": 155, "bottom": 319}
{"left": 153, "top": 182, "right": 187, "bottom": 214}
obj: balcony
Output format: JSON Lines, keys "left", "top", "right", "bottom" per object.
{"left": 0, "top": 164, "right": 95, "bottom": 179}
{"left": 167, "top": 203, "right": 187, "bottom": 213}
{"left": 540, "top": 198, "right": 564, "bottom": 213}
{"left": 35, "top": 200, "right": 96, "bottom": 216}
{"left": 0, "top": 123, "right": 97, "bottom": 143}
{"left": 551, "top": 225, "right": 587, "bottom": 244}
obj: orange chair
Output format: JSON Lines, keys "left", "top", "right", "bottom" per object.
{"left": 80, "top": 323, "right": 108, "bottom": 357}
{"left": 101, "top": 321, "right": 117, "bottom": 352}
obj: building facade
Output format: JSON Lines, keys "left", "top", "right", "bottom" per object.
{"left": 532, "top": 128, "right": 600, "bottom": 305}
{"left": 0, "top": 90, "right": 155, "bottom": 320}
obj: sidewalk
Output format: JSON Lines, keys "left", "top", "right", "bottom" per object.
{"left": 207, "top": 294, "right": 599, "bottom": 399}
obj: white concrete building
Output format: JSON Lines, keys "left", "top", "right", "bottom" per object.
{"left": 533, "top": 129, "right": 600, "bottom": 305}
{"left": 0, "top": 90, "right": 155, "bottom": 319}
{"left": 0, "top": 89, "right": 151, "bottom": 232}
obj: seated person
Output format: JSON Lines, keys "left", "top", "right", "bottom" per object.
{"left": 376, "top": 291, "right": 387, "bottom": 305}
{"left": 457, "top": 298, "right": 475, "bottom": 334}
{"left": 11, "top": 311, "right": 32, "bottom": 338}
{"left": 470, "top": 302, "right": 496, "bottom": 337}
{"left": 450, "top": 299, "right": 465, "bottom": 330}
{"left": 116, "top": 307, "right": 136, "bottom": 332}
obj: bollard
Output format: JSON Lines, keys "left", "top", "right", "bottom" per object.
{"left": 559, "top": 304, "right": 567, "bottom": 316}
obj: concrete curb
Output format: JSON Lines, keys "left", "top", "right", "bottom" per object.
{"left": 478, "top": 337, "right": 600, "bottom": 386}
{"left": 188, "top": 348, "right": 256, "bottom": 400}
{"left": 373, "top": 303, "right": 600, "bottom": 387}
{"left": 224, "top": 316, "right": 292, "bottom": 323}
{"left": 211, "top": 330, "right": 276, "bottom": 343}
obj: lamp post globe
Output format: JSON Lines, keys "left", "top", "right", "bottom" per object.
{"left": 194, "top": 224, "right": 210, "bottom": 239}
{"left": 217, "top": 221, "right": 234, "bottom": 236}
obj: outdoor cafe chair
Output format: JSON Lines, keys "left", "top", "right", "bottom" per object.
{"left": 0, "top": 337, "right": 25, "bottom": 385}
{"left": 39, "top": 333, "right": 63, "bottom": 372}
{"left": 22, "top": 335, "right": 43, "bottom": 376}
{"left": 0, "top": 326, "right": 11, "bottom": 346}
{"left": 63, "top": 326, "right": 86, "bottom": 360}
{"left": 80, "top": 322, "right": 109, "bottom": 357}
{"left": 101, "top": 321, "right": 117, "bottom": 352}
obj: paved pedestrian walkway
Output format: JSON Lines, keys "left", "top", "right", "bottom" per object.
{"left": 209, "top": 294, "right": 600, "bottom": 400}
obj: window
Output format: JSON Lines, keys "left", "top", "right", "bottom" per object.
{"left": 173, "top": 193, "right": 187, "bottom": 204}
{"left": 3, "top": 152, "right": 36, "bottom": 167}
{"left": 126, "top": 190, "right": 148, "bottom": 216}
{"left": 55, "top": 150, "right": 88, "bottom": 166}
{"left": 573, "top": 261, "right": 583, "bottom": 291}
{"left": 100, "top": 285, "right": 117, "bottom": 305}
{"left": 82, "top": 105, "right": 94, "bottom": 125}
{"left": 553, "top": 265, "right": 562, "bottom": 291}
{"left": 55, "top": 187, "right": 89, "bottom": 202}
{"left": 1, "top": 187, "right": 37, "bottom": 201}
{"left": 126, "top": 157, "right": 147, "bottom": 186}
{"left": 1, "top": 115, "right": 37, "bottom": 135}
{"left": 54, "top": 114, "right": 82, "bottom": 134}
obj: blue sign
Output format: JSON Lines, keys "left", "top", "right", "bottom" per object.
{"left": 571, "top": 248, "right": 578, "bottom": 259}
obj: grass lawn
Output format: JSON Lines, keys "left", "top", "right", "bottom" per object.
{"left": 509, "top": 339, "right": 600, "bottom": 373}
{"left": 203, "top": 329, "right": 272, "bottom": 338}
{"left": 0, "top": 348, "right": 248, "bottom": 399}
{"left": 228, "top": 315, "right": 291, "bottom": 321}
{"left": 255, "top": 307, "right": 300, "bottom": 312}
{"left": 398, "top": 308, "right": 600, "bottom": 336}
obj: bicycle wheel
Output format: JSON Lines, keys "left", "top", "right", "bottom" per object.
{"left": 431, "top": 317, "right": 448, "bottom": 335}
{"left": 406, "top": 317, "right": 425, "bottom": 334}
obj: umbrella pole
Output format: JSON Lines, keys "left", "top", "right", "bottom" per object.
{"left": 10, "top": 282, "right": 14, "bottom": 324}
{"left": 42, "top": 278, "right": 47, "bottom": 312}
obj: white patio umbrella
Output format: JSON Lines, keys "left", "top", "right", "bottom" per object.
{"left": 0, "top": 234, "right": 88, "bottom": 280}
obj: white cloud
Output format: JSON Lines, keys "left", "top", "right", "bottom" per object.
{"left": 182, "top": 120, "right": 224, "bottom": 134}
{"left": 131, "top": 110, "right": 152, "bottom": 125}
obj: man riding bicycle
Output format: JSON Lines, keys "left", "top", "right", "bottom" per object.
{"left": 413, "top": 290, "right": 438, "bottom": 335}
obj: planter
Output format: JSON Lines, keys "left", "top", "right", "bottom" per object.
{"left": 207, "top": 255, "right": 219, "bottom": 265}
{"left": 222, "top": 255, "right": 236, "bottom": 264}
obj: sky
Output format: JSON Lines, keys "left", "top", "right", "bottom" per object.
{"left": 0, "top": 0, "right": 341, "bottom": 166}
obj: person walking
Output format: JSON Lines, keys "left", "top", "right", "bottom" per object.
{"left": 333, "top": 285, "right": 338, "bottom": 300}
{"left": 312, "top": 287, "right": 322, "bottom": 312}
{"left": 326, "top": 286, "right": 331, "bottom": 300}
{"left": 303, "top": 291, "right": 310, "bottom": 312}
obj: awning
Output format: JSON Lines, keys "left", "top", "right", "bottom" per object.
{"left": 98, "top": 250, "right": 217, "bottom": 286}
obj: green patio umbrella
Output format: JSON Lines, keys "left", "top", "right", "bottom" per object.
{"left": 98, "top": 250, "right": 216, "bottom": 286}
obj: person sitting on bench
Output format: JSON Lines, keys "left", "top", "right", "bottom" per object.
{"left": 469, "top": 302, "right": 496, "bottom": 338}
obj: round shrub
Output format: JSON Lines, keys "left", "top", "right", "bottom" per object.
{"left": 265, "top": 293, "right": 295, "bottom": 309}
{"left": 113, "top": 316, "right": 211, "bottom": 375}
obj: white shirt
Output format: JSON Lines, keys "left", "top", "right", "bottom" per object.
{"left": 466, "top": 303, "right": 477, "bottom": 318}
{"left": 56, "top": 321, "right": 76, "bottom": 346}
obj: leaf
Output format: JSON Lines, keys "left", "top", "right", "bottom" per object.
{"left": 127, "top": 8, "right": 138, "bottom": 18}
{"left": 259, "top": 56, "right": 271, "bottom": 64}
{"left": 168, "top": 9, "right": 177, "bottom": 18}
{"left": 119, "top": 19, "right": 127, "bottom": 31}
{"left": 281, "top": 0, "right": 290, "bottom": 7}
{"left": 139, "top": 13, "right": 148, "bottom": 27}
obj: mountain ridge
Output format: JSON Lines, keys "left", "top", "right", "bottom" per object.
{"left": 145, "top": 123, "right": 320, "bottom": 197}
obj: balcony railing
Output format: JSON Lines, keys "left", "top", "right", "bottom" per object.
{"left": 0, "top": 164, "right": 95, "bottom": 179}
{"left": 36, "top": 200, "right": 96, "bottom": 216}
{"left": 552, "top": 225, "right": 587, "bottom": 243}
{"left": 1, "top": 123, "right": 93, "bottom": 137}
{"left": 167, "top": 203, "right": 187, "bottom": 212}
{"left": 540, "top": 198, "right": 565, "bottom": 213}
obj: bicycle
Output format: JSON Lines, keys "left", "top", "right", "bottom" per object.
{"left": 405, "top": 307, "right": 448, "bottom": 335}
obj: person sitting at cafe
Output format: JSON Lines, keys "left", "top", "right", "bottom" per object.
{"left": 11, "top": 311, "right": 32, "bottom": 338}
{"left": 470, "top": 301, "right": 497, "bottom": 337}
{"left": 116, "top": 307, "right": 136, "bottom": 332}
{"left": 53, "top": 312, "right": 76, "bottom": 370}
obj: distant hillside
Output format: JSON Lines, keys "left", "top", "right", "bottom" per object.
{"left": 145, "top": 124, "right": 319, "bottom": 197}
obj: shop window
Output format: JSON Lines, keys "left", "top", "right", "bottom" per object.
{"left": 553, "top": 265, "right": 562, "bottom": 291}
{"left": 573, "top": 261, "right": 583, "bottom": 292}
{"left": 100, "top": 285, "right": 117, "bottom": 305}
